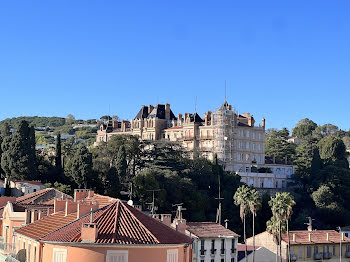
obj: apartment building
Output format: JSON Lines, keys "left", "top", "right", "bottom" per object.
{"left": 246, "top": 230, "right": 350, "bottom": 262}
{"left": 0, "top": 188, "right": 192, "bottom": 262}
{"left": 186, "top": 222, "right": 239, "bottom": 262}
{"left": 95, "top": 101, "right": 294, "bottom": 191}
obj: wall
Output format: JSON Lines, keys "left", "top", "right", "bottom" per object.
{"left": 42, "top": 243, "right": 192, "bottom": 262}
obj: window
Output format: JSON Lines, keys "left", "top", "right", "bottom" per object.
{"left": 299, "top": 247, "right": 302, "bottom": 258}
{"left": 28, "top": 243, "right": 31, "bottom": 262}
{"left": 246, "top": 131, "right": 250, "bottom": 137}
{"left": 221, "top": 239, "right": 225, "bottom": 254}
{"left": 246, "top": 142, "right": 250, "bottom": 149}
{"left": 347, "top": 245, "right": 350, "bottom": 252}
{"left": 232, "top": 239, "right": 236, "bottom": 252}
{"left": 333, "top": 245, "right": 336, "bottom": 256}
{"left": 34, "top": 246, "right": 37, "bottom": 262}
{"left": 307, "top": 246, "right": 311, "bottom": 257}
{"left": 167, "top": 249, "right": 178, "bottom": 262}
{"left": 221, "top": 259, "right": 224, "bottom": 262}
{"left": 53, "top": 248, "right": 67, "bottom": 262}
{"left": 231, "top": 259, "right": 235, "bottom": 262}
{"left": 258, "top": 144, "right": 262, "bottom": 151}
{"left": 211, "top": 239, "right": 216, "bottom": 254}
{"left": 252, "top": 132, "right": 256, "bottom": 139}
{"left": 314, "top": 246, "right": 319, "bottom": 254}
{"left": 200, "top": 240, "right": 205, "bottom": 255}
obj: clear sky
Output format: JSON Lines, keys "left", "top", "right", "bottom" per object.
{"left": 0, "top": 0, "right": 349, "bottom": 131}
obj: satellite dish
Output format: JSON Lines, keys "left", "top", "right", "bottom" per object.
{"left": 127, "top": 200, "right": 133, "bottom": 206}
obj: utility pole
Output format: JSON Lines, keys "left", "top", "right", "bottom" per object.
{"left": 338, "top": 226, "right": 342, "bottom": 262}
{"left": 146, "top": 189, "right": 160, "bottom": 215}
{"left": 215, "top": 175, "right": 224, "bottom": 225}
{"left": 172, "top": 203, "right": 186, "bottom": 220}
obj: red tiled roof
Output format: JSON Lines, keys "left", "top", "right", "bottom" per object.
{"left": 15, "top": 211, "right": 77, "bottom": 240}
{"left": 42, "top": 200, "right": 192, "bottom": 245}
{"left": 186, "top": 222, "right": 239, "bottom": 238}
{"left": 84, "top": 193, "right": 117, "bottom": 208}
{"left": 16, "top": 188, "right": 72, "bottom": 205}
{"left": 283, "top": 230, "right": 350, "bottom": 245}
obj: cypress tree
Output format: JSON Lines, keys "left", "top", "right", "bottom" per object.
{"left": 116, "top": 145, "right": 127, "bottom": 180}
{"left": 55, "top": 133, "right": 62, "bottom": 169}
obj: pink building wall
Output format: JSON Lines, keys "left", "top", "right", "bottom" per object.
{"left": 42, "top": 243, "right": 192, "bottom": 262}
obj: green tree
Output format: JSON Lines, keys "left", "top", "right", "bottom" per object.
{"left": 234, "top": 185, "right": 251, "bottom": 262}
{"left": 318, "top": 136, "right": 347, "bottom": 165}
{"left": 0, "top": 123, "right": 11, "bottom": 137}
{"left": 248, "top": 189, "right": 261, "bottom": 262}
{"left": 55, "top": 133, "right": 62, "bottom": 169}
{"left": 67, "top": 145, "right": 92, "bottom": 188}
{"left": 116, "top": 145, "right": 128, "bottom": 181}
{"left": 265, "top": 128, "right": 296, "bottom": 162}
{"left": 1, "top": 120, "right": 37, "bottom": 181}
{"left": 292, "top": 118, "right": 317, "bottom": 139}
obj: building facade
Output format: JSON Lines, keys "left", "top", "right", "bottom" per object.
{"left": 95, "top": 101, "right": 294, "bottom": 190}
{"left": 247, "top": 230, "right": 350, "bottom": 262}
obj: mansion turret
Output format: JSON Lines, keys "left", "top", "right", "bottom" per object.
{"left": 96, "top": 102, "right": 293, "bottom": 191}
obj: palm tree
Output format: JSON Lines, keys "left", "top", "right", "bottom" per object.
{"left": 266, "top": 216, "right": 280, "bottom": 262}
{"left": 248, "top": 188, "right": 261, "bottom": 262}
{"left": 269, "top": 192, "right": 295, "bottom": 262}
{"left": 234, "top": 185, "right": 251, "bottom": 262}
{"left": 280, "top": 192, "right": 295, "bottom": 262}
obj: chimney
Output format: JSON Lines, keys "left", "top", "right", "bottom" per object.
{"left": 173, "top": 218, "right": 186, "bottom": 234}
{"left": 74, "top": 189, "right": 90, "bottom": 201}
{"left": 81, "top": 211, "right": 98, "bottom": 243}
{"left": 65, "top": 201, "right": 78, "bottom": 216}
{"left": 292, "top": 233, "right": 296, "bottom": 242}
{"left": 77, "top": 202, "right": 98, "bottom": 218}
{"left": 165, "top": 103, "right": 171, "bottom": 120}
{"left": 326, "top": 232, "right": 329, "bottom": 241}
{"left": 342, "top": 232, "right": 345, "bottom": 241}
{"left": 54, "top": 199, "right": 66, "bottom": 213}
{"left": 308, "top": 233, "right": 311, "bottom": 242}
{"left": 178, "top": 114, "right": 183, "bottom": 126}
{"left": 160, "top": 214, "right": 172, "bottom": 227}
{"left": 31, "top": 210, "right": 38, "bottom": 223}
{"left": 133, "top": 205, "right": 142, "bottom": 212}
{"left": 25, "top": 210, "right": 31, "bottom": 224}
{"left": 204, "top": 113, "right": 208, "bottom": 126}
{"left": 148, "top": 105, "right": 154, "bottom": 115}
{"left": 262, "top": 118, "right": 266, "bottom": 129}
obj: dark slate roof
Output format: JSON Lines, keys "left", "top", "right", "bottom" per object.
{"left": 134, "top": 105, "right": 150, "bottom": 120}
{"left": 147, "top": 104, "right": 176, "bottom": 120}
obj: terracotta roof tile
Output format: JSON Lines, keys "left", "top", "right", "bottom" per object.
{"left": 186, "top": 222, "right": 239, "bottom": 238}
{"left": 15, "top": 211, "right": 77, "bottom": 240}
{"left": 16, "top": 188, "right": 72, "bottom": 205}
{"left": 42, "top": 200, "right": 191, "bottom": 245}
{"left": 284, "top": 230, "right": 350, "bottom": 245}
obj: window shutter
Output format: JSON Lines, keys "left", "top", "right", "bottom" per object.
{"left": 167, "top": 249, "right": 178, "bottom": 262}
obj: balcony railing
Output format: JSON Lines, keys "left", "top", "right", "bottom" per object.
{"left": 220, "top": 249, "right": 225, "bottom": 255}
{"left": 231, "top": 248, "right": 236, "bottom": 253}
{"left": 323, "top": 252, "right": 332, "bottom": 259}
{"left": 314, "top": 253, "right": 322, "bottom": 260}
{"left": 345, "top": 251, "right": 350, "bottom": 258}
{"left": 291, "top": 254, "right": 297, "bottom": 261}
{"left": 200, "top": 250, "right": 206, "bottom": 256}
{"left": 0, "top": 242, "right": 16, "bottom": 253}
{"left": 210, "top": 249, "right": 216, "bottom": 255}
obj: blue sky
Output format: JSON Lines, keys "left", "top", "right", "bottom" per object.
{"left": 0, "top": 1, "right": 349, "bottom": 131}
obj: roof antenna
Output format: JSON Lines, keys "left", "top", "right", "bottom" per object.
{"left": 146, "top": 189, "right": 160, "bottom": 215}
{"left": 172, "top": 203, "right": 186, "bottom": 220}
{"left": 224, "top": 80, "right": 227, "bottom": 103}
{"left": 195, "top": 96, "right": 197, "bottom": 113}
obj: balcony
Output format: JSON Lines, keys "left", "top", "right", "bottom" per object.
{"left": 200, "top": 250, "right": 206, "bottom": 256}
{"left": 314, "top": 253, "right": 322, "bottom": 260}
{"left": 323, "top": 252, "right": 332, "bottom": 259}
{"left": 210, "top": 249, "right": 217, "bottom": 255}
{"left": 291, "top": 254, "right": 297, "bottom": 261}
{"left": 220, "top": 249, "right": 225, "bottom": 255}
{"left": 345, "top": 251, "right": 350, "bottom": 258}
{"left": 231, "top": 248, "right": 236, "bottom": 253}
